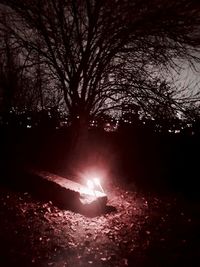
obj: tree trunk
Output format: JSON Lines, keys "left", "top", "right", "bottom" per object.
{"left": 67, "top": 112, "right": 90, "bottom": 174}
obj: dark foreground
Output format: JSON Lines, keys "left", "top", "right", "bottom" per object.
{"left": 1, "top": 180, "right": 200, "bottom": 267}
{"left": 1, "top": 126, "right": 200, "bottom": 266}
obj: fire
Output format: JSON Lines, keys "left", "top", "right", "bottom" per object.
{"left": 86, "top": 177, "right": 104, "bottom": 194}
{"left": 93, "top": 177, "right": 100, "bottom": 186}
{"left": 93, "top": 177, "right": 104, "bottom": 193}
{"left": 87, "top": 180, "right": 94, "bottom": 190}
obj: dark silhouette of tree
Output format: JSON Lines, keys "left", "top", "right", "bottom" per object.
{"left": 1, "top": 0, "right": 200, "bottom": 126}
{"left": 0, "top": 12, "right": 40, "bottom": 117}
{"left": 31, "top": 45, "right": 64, "bottom": 112}
{"left": 1, "top": 0, "right": 200, "bottom": 171}
{"left": 0, "top": 24, "right": 20, "bottom": 116}
{"left": 183, "top": 103, "right": 200, "bottom": 122}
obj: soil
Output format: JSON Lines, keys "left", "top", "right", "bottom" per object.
{"left": 0, "top": 180, "right": 199, "bottom": 267}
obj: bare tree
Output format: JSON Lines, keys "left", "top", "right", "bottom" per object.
{"left": 0, "top": 23, "right": 21, "bottom": 115}
{"left": 1, "top": 0, "right": 200, "bottom": 125}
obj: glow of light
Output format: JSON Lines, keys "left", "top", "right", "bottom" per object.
{"left": 86, "top": 180, "right": 97, "bottom": 197}
{"left": 93, "top": 177, "right": 100, "bottom": 186}
{"left": 93, "top": 177, "right": 104, "bottom": 193}
{"left": 87, "top": 180, "right": 94, "bottom": 190}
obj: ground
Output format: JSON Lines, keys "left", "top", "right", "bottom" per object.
{"left": 0, "top": 180, "right": 199, "bottom": 267}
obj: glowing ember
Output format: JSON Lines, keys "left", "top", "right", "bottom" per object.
{"left": 84, "top": 172, "right": 105, "bottom": 196}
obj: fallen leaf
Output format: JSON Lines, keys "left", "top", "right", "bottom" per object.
{"left": 123, "top": 258, "right": 128, "bottom": 266}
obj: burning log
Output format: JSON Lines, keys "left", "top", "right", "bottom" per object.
{"left": 25, "top": 170, "right": 108, "bottom": 215}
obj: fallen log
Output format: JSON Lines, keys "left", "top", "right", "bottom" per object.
{"left": 25, "top": 170, "right": 108, "bottom": 215}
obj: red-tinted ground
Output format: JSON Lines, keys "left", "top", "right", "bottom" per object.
{"left": 1, "top": 179, "right": 199, "bottom": 267}
{"left": 1, "top": 127, "right": 200, "bottom": 266}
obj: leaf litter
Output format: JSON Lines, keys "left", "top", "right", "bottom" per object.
{"left": 0, "top": 182, "right": 199, "bottom": 267}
